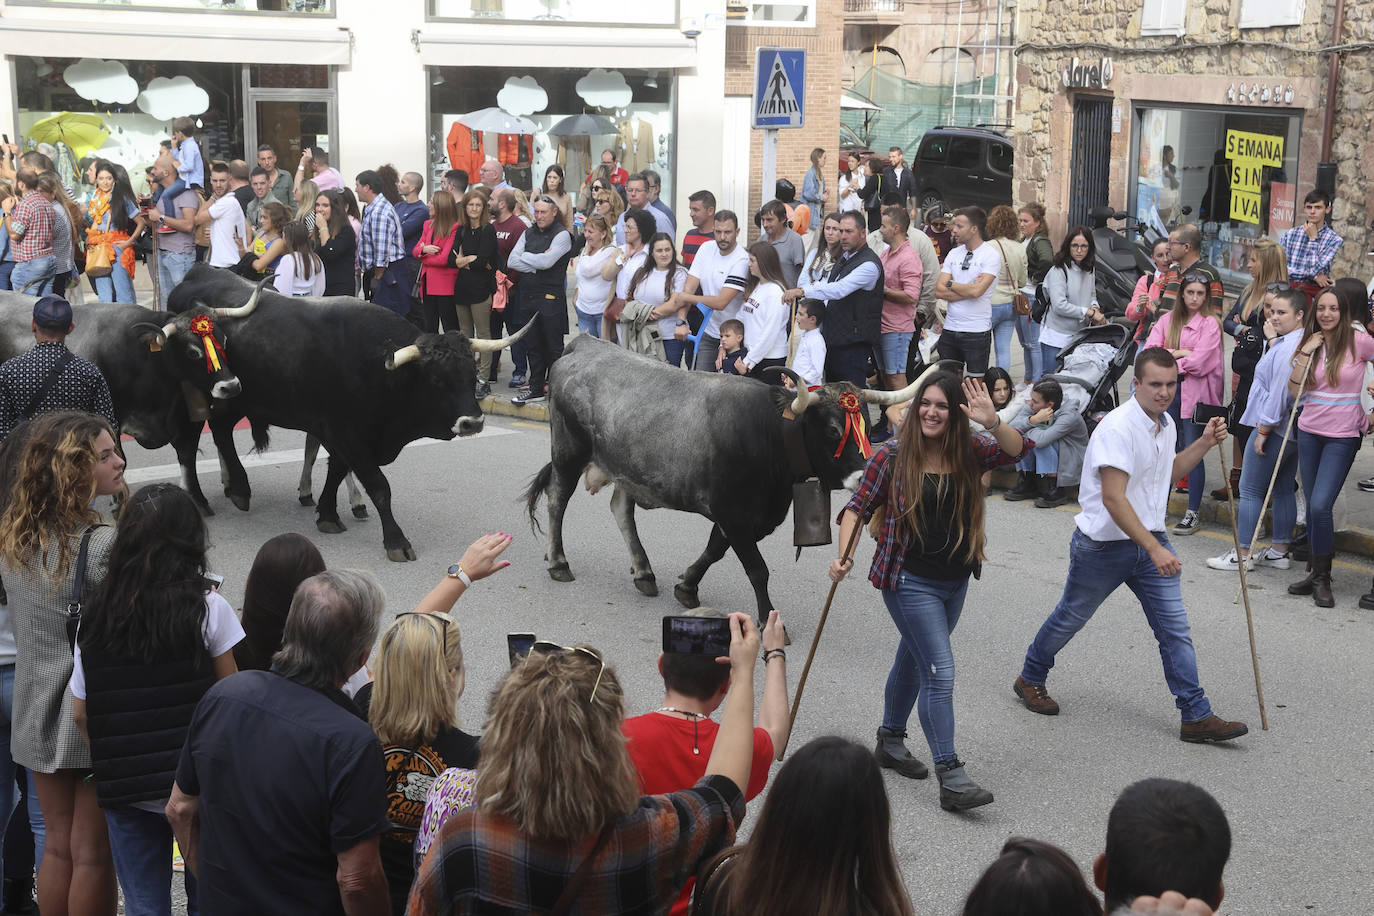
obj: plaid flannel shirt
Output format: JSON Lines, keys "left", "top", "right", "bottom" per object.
{"left": 407, "top": 775, "right": 744, "bottom": 916}
{"left": 358, "top": 195, "right": 406, "bottom": 271}
{"left": 10, "top": 192, "right": 55, "bottom": 261}
{"left": 841, "top": 433, "right": 1033, "bottom": 591}
{"left": 1279, "top": 224, "right": 1342, "bottom": 280}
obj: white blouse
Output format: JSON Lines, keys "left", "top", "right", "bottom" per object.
{"left": 575, "top": 245, "right": 617, "bottom": 316}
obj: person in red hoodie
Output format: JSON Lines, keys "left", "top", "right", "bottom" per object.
{"left": 623, "top": 610, "right": 790, "bottom": 916}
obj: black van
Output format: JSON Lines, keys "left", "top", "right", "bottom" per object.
{"left": 913, "top": 126, "right": 1013, "bottom": 214}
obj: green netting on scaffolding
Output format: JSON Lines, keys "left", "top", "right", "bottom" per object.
{"left": 843, "top": 67, "right": 998, "bottom": 154}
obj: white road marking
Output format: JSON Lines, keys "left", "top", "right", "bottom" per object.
{"left": 125, "top": 426, "right": 518, "bottom": 484}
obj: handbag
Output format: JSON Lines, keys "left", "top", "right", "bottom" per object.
{"left": 1030, "top": 282, "right": 1051, "bottom": 323}
{"left": 85, "top": 241, "right": 113, "bottom": 279}
{"left": 993, "top": 239, "right": 1030, "bottom": 316}
{"left": 66, "top": 525, "right": 102, "bottom": 651}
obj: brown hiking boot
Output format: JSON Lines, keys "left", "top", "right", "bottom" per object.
{"left": 1180, "top": 714, "right": 1249, "bottom": 743}
{"left": 1013, "top": 676, "right": 1059, "bottom": 715}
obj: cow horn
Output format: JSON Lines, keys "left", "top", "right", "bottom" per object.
{"left": 469, "top": 315, "right": 539, "bottom": 353}
{"left": 385, "top": 344, "right": 422, "bottom": 371}
{"left": 214, "top": 274, "right": 273, "bottom": 319}
{"left": 764, "top": 366, "right": 813, "bottom": 415}
{"left": 858, "top": 362, "right": 943, "bottom": 406}
{"left": 161, "top": 319, "right": 178, "bottom": 338}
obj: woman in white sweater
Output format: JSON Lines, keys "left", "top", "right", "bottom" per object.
{"left": 1039, "top": 227, "right": 1105, "bottom": 373}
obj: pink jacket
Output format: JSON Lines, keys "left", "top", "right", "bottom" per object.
{"left": 1125, "top": 271, "right": 1166, "bottom": 342}
{"left": 413, "top": 220, "right": 459, "bottom": 296}
{"left": 1146, "top": 309, "right": 1223, "bottom": 421}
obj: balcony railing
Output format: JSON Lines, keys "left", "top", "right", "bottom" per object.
{"left": 843, "top": 0, "right": 902, "bottom": 12}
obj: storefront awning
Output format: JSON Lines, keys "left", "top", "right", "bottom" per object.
{"left": 0, "top": 20, "right": 351, "bottom": 66}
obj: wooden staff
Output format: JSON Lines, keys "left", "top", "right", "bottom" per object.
{"left": 1217, "top": 441, "right": 1269, "bottom": 730}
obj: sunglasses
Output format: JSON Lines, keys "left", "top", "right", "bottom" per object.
{"left": 1266, "top": 281, "right": 1292, "bottom": 292}
{"left": 1181, "top": 273, "right": 1213, "bottom": 286}
{"left": 394, "top": 611, "right": 454, "bottom": 644}
{"left": 533, "top": 194, "right": 557, "bottom": 206}
{"left": 530, "top": 641, "right": 606, "bottom": 704}
{"left": 591, "top": 183, "right": 605, "bottom": 191}
{"left": 960, "top": 250, "right": 974, "bottom": 270}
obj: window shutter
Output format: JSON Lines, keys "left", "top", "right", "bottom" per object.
{"left": 1239, "top": 0, "right": 1305, "bottom": 28}
{"left": 1141, "top": 0, "right": 1187, "bottom": 36}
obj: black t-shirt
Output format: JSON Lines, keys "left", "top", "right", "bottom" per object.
{"left": 353, "top": 682, "right": 481, "bottom": 915}
{"left": 900, "top": 473, "right": 977, "bottom": 580}
{"left": 232, "top": 184, "right": 254, "bottom": 216}
{"left": 175, "top": 670, "right": 389, "bottom": 916}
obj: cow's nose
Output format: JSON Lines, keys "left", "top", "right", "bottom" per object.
{"left": 211, "top": 377, "right": 242, "bottom": 399}
{"left": 455, "top": 415, "right": 484, "bottom": 437}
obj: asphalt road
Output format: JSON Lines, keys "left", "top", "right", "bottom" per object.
{"left": 120, "top": 417, "right": 1374, "bottom": 915}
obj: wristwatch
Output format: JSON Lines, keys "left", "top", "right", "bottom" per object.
{"left": 446, "top": 564, "right": 472, "bottom": 587}
{"left": 676, "top": 319, "right": 688, "bottom": 327}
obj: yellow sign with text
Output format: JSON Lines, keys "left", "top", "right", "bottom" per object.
{"left": 1225, "top": 130, "right": 1283, "bottom": 225}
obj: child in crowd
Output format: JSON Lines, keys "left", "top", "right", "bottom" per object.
{"left": 790, "top": 298, "right": 826, "bottom": 388}
{"left": 152, "top": 116, "right": 204, "bottom": 220}
{"left": 716, "top": 318, "right": 749, "bottom": 376}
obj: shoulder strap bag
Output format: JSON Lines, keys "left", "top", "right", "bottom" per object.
{"left": 994, "top": 240, "right": 1031, "bottom": 317}
{"left": 21, "top": 349, "right": 75, "bottom": 423}
{"left": 66, "top": 524, "right": 103, "bottom": 651}
{"left": 548, "top": 821, "right": 616, "bottom": 916}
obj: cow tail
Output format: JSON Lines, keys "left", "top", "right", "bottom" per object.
{"left": 248, "top": 418, "right": 271, "bottom": 453}
{"left": 523, "top": 462, "right": 553, "bottom": 535}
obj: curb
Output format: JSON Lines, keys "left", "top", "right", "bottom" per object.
{"left": 481, "top": 395, "right": 549, "bottom": 423}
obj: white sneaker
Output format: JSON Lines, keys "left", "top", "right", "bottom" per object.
{"left": 1172, "top": 510, "right": 1201, "bottom": 535}
{"left": 1206, "top": 549, "right": 1254, "bottom": 571}
{"left": 1359, "top": 475, "right": 1374, "bottom": 492}
{"left": 1254, "top": 548, "right": 1292, "bottom": 569}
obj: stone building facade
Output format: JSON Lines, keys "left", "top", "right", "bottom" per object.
{"left": 1013, "top": 0, "right": 1373, "bottom": 286}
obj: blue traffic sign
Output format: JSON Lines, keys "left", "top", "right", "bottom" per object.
{"left": 752, "top": 47, "right": 806, "bottom": 129}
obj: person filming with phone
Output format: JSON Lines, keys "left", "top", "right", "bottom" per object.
{"left": 623, "top": 610, "right": 790, "bottom": 916}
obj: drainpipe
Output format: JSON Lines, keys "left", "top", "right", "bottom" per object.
{"left": 1315, "top": 0, "right": 1345, "bottom": 202}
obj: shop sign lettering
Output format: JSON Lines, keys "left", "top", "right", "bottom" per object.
{"left": 1062, "top": 57, "right": 1113, "bottom": 89}
{"left": 1225, "top": 128, "right": 1283, "bottom": 225}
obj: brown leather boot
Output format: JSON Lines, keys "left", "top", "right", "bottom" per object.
{"left": 1211, "top": 466, "right": 1241, "bottom": 501}
{"left": 1311, "top": 554, "right": 1334, "bottom": 608}
{"left": 1288, "top": 558, "right": 1316, "bottom": 596}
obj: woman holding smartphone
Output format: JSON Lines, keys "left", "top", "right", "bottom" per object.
{"left": 830, "top": 372, "right": 1030, "bottom": 812}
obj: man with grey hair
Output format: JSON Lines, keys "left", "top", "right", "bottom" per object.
{"left": 167, "top": 569, "right": 391, "bottom": 915}
{"left": 642, "top": 168, "right": 676, "bottom": 234}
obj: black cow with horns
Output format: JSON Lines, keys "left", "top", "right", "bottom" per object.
{"left": 525, "top": 336, "right": 930, "bottom": 621}
{"left": 166, "top": 264, "right": 530, "bottom": 561}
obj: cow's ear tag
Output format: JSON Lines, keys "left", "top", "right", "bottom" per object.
{"left": 148, "top": 340, "right": 162, "bottom": 353}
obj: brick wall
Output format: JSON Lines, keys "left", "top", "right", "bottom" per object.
{"left": 724, "top": 0, "right": 843, "bottom": 242}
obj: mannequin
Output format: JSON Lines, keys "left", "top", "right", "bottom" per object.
{"left": 615, "top": 116, "right": 655, "bottom": 174}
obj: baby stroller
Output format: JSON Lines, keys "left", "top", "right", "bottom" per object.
{"left": 1045, "top": 322, "right": 1137, "bottom": 432}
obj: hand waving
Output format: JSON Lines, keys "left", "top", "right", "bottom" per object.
{"left": 959, "top": 377, "right": 997, "bottom": 428}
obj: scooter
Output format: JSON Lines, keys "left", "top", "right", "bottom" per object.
{"left": 1088, "top": 205, "right": 1192, "bottom": 317}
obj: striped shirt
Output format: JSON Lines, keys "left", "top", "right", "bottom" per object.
{"left": 1297, "top": 331, "right": 1374, "bottom": 438}
{"left": 358, "top": 195, "right": 406, "bottom": 271}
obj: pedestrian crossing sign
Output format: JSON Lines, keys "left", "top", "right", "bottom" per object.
{"left": 752, "top": 47, "right": 806, "bottom": 129}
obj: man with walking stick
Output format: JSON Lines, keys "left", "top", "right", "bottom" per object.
{"left": 1012, "top": 347, "right": 1250, "bottom": 744}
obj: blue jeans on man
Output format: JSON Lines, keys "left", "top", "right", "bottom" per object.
{"left": 11, "top": 255, "right": 55, "bottom": 297}
{"left": 880, "top": 572, "right": 970, "bottom": 765}
{"left": 104, "top": 805, "right": 198, "bottom": 916}
{"left": 157, "top": 250, "right": 195, "bottom": 309}
{"left": 1020, "top": 528, "right": 1212, "bottom": 723}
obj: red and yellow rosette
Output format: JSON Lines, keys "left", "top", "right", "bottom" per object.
{"left": 835, "top": 391, "right": 872, "bottom": 459}
{"left": 189, "top": 315, "right": 226, "bottom": 374}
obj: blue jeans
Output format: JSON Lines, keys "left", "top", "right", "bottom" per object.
{"left": 1017, "top": 440, "right": 1059, "bottom": 474}
{"left": 1177, "top": 413, "right": 1205, "bottom": 512}
{"left": 1039, "top": 341, "right": 1061, "bottom": 378}
{"left": 1016, "top": 315, "right": 1041, "bottom": 382}
{"left": 1238, "top": 429, "right": 1299, "bottom": 550}
{"left": 663, "top": 338, "right": 686, "bottom": 368}
{"left": 157, "top": 250, "right": 195, "bottom": 308}
{"left": 11, "top": 256, "right": 55, "bottom": 296}
{"left": 93, "top": 262, "right": 136, "bottom": 303}
{"left": 879, "top": 331, "right": 913, "bottom": 376}
{"left": 0, "top": 260, "right": 15, "bottom": 290}
{"left": 880, "top": 572, "right": 970, "bottom": 765}
{"left": 1297, "top": 429, "right": 1360, "bottom": 555}
{"left": 26, "top": 770, "right": 42, "bottom": 874}
{"left": 105, "top": 805, "right": 197, "bottom": 916}
{"left": 575, "top": 310, "right": 602, "bottom": 338}
{"left": 990, "top": 302, "right": 1017, "bottom": 372}
{"left": 1021, "top": 529, "right": 1212, "bottom": 723}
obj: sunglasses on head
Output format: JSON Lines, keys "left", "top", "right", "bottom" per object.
{"left": 393, "top": 611, "right": 454, "bottom": 647}
{"left": 1181, "top": 273, "right": 1212, "bottom": 286}
{"left": 533, "top": 194, "right": 556, "bottom": 206}
{"left": 530, "top": 641, "right": 606, "bottom": 704}
{"left": 1266, "top": 281, "right": 1292, "bottom": 292}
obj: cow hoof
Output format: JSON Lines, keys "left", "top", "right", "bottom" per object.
{"left": 386, "top": 545, "right": 417, "bottom": 562}
{"left": 549, "top": 565, "right": 575, "bottom": 583}
{"left": 299, "top": 494, "right": 315, "bottom": 507}
{"left": 352, "top": 505, "right": 369, "bottom": 519}
{"left": 316, "top": 518, "right": 347, "bottom": 534}
{"left": 673, "top": 583, "right": 700, "bottom": 609}
{"left": 634, "top": 575, "right": 658, "bottom": 597}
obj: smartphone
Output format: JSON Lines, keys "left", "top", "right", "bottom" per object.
{"left": 662, "top": 615, "right": 732, "bottom": 657}
{"left": 1, "top": 134, "right": 9, "bottom": 146}
{"left": 507, "top": 632, "right": 536, "bottom": 668}
{"left": 1191, "top": 403, "right": 1228, "bottom": 425}
{"left": 203, "top": 572, "right": 224, "bottom": 591}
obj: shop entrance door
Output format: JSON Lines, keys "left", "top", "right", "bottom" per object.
{"left": 245, "top": 88, "right": 338, "bottom": 179}
{"left": 1068, "top": 96, "right": 1112, "bottom": 227}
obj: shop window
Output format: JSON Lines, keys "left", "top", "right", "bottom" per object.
{"left": 1132, "top": 105, "right": 1302, "bottom": 289}
{"left": 11, "top": 0, "right": 330, "bottom": 12}
{"left": 430, "top": 0, "right": 676, "bottom": 25}
{"left": 1140, "top": 0, "right": 1186, "bottom": 36}
{"left": 1239, "top": 0, "right": 1305, "bottom": 28}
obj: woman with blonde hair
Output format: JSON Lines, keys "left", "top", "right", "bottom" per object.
{"left": 1213, "top": 237, "right": 1288, "bottom": 497}
{"left": 1146, "top": 274, "right": 1224, "bottom": 535}
{"left": 986, "top": 205, "right": 1029, "bottom": 375}
{"left": 592, "top": 186, "right": 625, "bottom": 226}
{"left": 573, "top": 212, "right": 620, "bottom": 339}
{"left": 510, "top": 188, "right": 533, "bottom": 226}
{"left": 0, "top": 411, "right": 126, "bottom": 916}
{"left": 408, "top": 614, "right": 760, "bottom": 915}
{"left": 294, "top": 178, "right": 320, "bottom": 234}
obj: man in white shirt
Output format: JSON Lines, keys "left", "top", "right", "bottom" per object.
{"left": 196, "top": 160, "right": 247, "bottom": 269}
{"left": 665, "top": 210, "right": 749, "bottom": 372}
{"left": 1011, "top": 347, "right": 1249, "bottom": 745}
{"left": 934, "top": 206, "right": 1002, "bottom": 374}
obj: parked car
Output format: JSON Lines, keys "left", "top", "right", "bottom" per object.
{"left": 912, "top": 126, "right": 1013, "bottom": 214}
